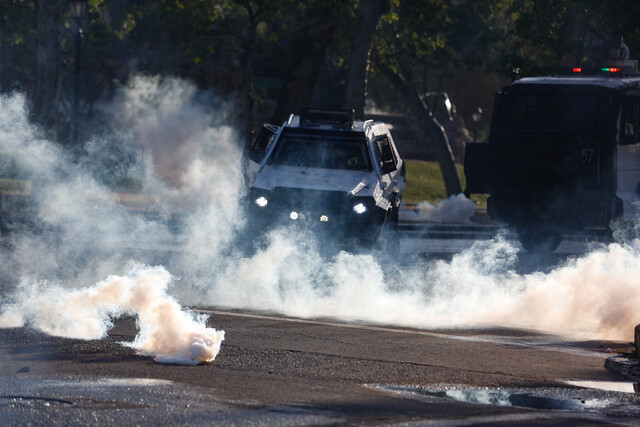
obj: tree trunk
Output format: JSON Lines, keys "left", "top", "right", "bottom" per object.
{"left": 411, "top": 88, "right": 462, "bottom": 196}
{"left": 387, "top": 69, "right": 462, "bottom": 196}
{"left": 343, "top": 0, "right": 385, "bottom": 119}
{"left": 240, "top": 8, "right": 257, "bottom": 179}
{"left": 560, "top": 5, "right": 585, "bottom": 66}
{"left": 33, "top": 0, "right": 61, "bottom": 130}
{"left": 270, "top": 21, "right": 337, "bottom": 125}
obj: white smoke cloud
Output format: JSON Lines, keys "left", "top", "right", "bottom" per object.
{"left": 0, "top": 78, "right": 239, "bottom": 364}
{"left": 400, "top": 194, "right": 476, "bottom": 223}
{"left": 2, "top": 74, "right": 640, "bottom": 368}
{"left": 99, "top": 75, "right": 241, "bottom": 196}
{"left": 208, "top": 232, "right": 640, "bottom": 340}
{"left": 95, "top": 75, "right": 246, "bottom": 270}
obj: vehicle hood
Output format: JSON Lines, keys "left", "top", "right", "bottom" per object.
{"left": 252, "top": 165, "right": 378, "bottom": 196}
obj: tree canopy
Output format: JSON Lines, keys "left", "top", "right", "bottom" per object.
{"left": 2, "top": 0, "right": 639, "bottom": 144}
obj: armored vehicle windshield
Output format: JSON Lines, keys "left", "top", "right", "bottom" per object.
{"left": 267, "top": 128, "right": 371, "bottom": 171}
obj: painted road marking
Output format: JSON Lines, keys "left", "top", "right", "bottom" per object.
{"left": 199, "top": 309, "right": 611, "bottom": 358}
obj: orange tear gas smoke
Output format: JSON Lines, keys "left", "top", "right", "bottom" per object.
{"left": 0, "top": 265, "right": 224, "bottom": 365}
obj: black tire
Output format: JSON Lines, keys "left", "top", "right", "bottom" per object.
{"left": 517, "top": 227, "right": 562, "bottom": 252}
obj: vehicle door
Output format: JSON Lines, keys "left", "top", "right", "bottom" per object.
{"left": 618, "top": 91, "right": 640, "bottom": 218}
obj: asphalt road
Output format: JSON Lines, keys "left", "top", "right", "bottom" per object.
{"left": 1, "top": 309, "right": 639, "bottom": 425}
{"left": 1, "top": 214, "right": 639, "bottom": 425}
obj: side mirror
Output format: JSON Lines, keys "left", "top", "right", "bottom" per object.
{"left": 376, "top": 137, "right": 398, "bottom": 174}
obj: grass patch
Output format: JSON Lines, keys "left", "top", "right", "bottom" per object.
{"left": 402, "top": 160, "right": 487, "bottom": 208}
{"left": 0, "top": 178, "right": 31, "bottom": 193}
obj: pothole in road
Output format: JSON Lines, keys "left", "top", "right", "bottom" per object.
{"left": 377, "top": 386, "right": 599, "bottom": 411}
{"left": 373, "top": 384, "right": 640, "bottom": 415}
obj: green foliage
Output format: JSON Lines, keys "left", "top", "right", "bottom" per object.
{"left": 367, "top": 0, "right": 515, "bottom": 122}
{"left": 0, "top": 0, "right": 36, "bottom": 91}
{"left": 506, "top": 0, "right": 640, "bottom": 77}
{"left": 3, "top": 0, "right": 640, "bottom": 147}
{"left": 373, "top": 0, "right": 449, "bottom": 76}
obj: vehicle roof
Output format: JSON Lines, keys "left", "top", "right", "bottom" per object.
{"left": 284, "top": 114, "right": 389, "bottom": 137}
{"left": 511, "top": 75, "right": 640, "bottom": 90}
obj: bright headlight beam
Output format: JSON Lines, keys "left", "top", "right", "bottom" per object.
{"left": 353, "top": 203, "right": 367, "bottom": 214}
{"left": 255, "top": 196, "right": 268, "bottom": 207}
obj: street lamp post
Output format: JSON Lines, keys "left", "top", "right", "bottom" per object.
{"left": 69, "top": 0, "right": 88, "bottom": 148}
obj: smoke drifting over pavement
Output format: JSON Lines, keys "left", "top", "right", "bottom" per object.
{"left": 212, "top": 231, "right": 640, "bottom": 340}
{"left": 400, "top": 194, "right": 477, "bottom": 223}
{"left": 1, "top": 75, "right": 640, "bottom": 367}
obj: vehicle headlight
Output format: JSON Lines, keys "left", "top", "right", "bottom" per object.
{"left": 352, "top": 203, "right": 367, "bottom": 215}
{"left": 255, "top": 196, "right": 268, "bottom": 207}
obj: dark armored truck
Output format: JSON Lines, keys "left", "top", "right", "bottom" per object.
{"left": 464, "top": 59, "right": 640, "bottom": 251}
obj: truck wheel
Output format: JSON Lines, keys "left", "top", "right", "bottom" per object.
{"left": 517, "top": 227, "right": 562, "bottom": 252}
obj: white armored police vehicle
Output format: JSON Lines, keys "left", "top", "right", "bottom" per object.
{"left": 247, "top": 108, "right": 403, "bottom": 247}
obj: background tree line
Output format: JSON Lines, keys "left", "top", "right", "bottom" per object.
{"left": 2, "top": 0, "right": 640, "bottom": 160}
